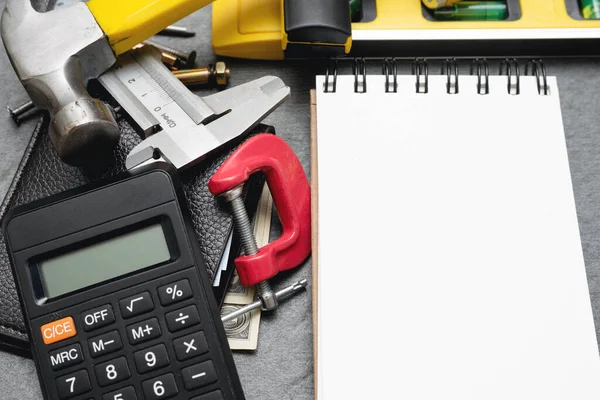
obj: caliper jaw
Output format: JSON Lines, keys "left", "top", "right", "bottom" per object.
{"left": 125, "top": 76, "right": 290, "bottom": 171}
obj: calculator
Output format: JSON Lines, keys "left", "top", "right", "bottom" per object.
{"left": 3, "top": 164, "right": 245, "bottom": 400}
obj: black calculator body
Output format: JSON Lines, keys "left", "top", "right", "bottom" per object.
{"left": 3, "top": 163, "right": 245, "bottom": 400}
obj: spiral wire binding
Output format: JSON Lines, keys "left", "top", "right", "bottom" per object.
{"left": 441, "top": 58, "right": 459, "bottom": 94}
{"left": 383, "top": 58, "right": 398, "bottom": 93}
{"left": 353, "top": 58, "right": 367, "bottom": 93}
{"left": 525, "top": 59, "right": 549, "bottom": 96}
{"left": 470, "top": 59, "right": 489, "bottom": 95}
{"left": 412, "top": 58, "right": 429, "bottom": 94}
{"left": 324, "top": 59, "right": 338, "bottom": 93}
{"left": 499, "top": 58, "right": 520, "bottom": 95}
{"left": 321, "top": 58, "right": 549, "bottom": 96}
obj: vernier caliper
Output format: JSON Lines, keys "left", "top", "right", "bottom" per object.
{"left": 98, "top": 46, "right": 290, "bottom": 171}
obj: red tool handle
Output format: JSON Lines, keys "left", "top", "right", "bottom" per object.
{"left": 208, "top": 134, "right": 311, "bottom": 286}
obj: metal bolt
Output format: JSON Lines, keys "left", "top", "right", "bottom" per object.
{"left": 172, "top": 62, "right": 230, "bottom": 87}
{"left": 160, "top": 52, "right": 185, "bottom": 70}
{"left": 157, "top": 25, "right": 196, "bottom": 38}
{"left": 214, "top": 62, "right": 230, "bottom": 86}
{"left": 222, "top": 279, "right": 308, "bottom": 323}
{"left": 142, "top": 39, "right": 197, "bottom": 67}
{"left": 6, "top": 100, "right": 35, "bottom": 125}
{"left": 222, "top": 185, "right": 279, "bottom": 311}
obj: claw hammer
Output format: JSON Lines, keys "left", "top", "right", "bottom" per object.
{"left": 1, "top": 0, "right": 213, "bottom": 166}
{"left": 209, "top": 134, "right": 312, "bottom": 321}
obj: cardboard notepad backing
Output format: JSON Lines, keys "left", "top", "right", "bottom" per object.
{"left": 311, "top": 68, "right": 600, "bottom": 399}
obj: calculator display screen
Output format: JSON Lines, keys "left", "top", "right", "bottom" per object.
{"left": 39, "top": 224, "right": 171, "bottom": 299}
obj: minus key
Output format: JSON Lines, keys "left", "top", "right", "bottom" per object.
{"left": 182, "top": 360, "right": 218, "bottom": 390}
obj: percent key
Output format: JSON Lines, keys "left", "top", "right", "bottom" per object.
{"left": 159, "top": 279, "right": 193, "bottom": 306}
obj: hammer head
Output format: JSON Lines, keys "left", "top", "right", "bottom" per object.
{"left": 1, "top": 0, "right": 120, "bottom": 166}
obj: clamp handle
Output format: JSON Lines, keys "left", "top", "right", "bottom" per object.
{"left": 208, "top": 134, "right": 311, "bottom": 286}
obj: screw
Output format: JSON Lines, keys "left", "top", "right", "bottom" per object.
{"left": 160, "top": 52, "right": 186, "bottom": 70}
{"left": 221, "top": 279, "right": 308, "bottom": 323}
{"left": 222, "top": 185, "right": 279, "bottom": 311}
{"left": 6, "top": 100, "right": 35, "bottom": 125}
{"left": 157, "top": 25, "right": 196, "bottom": 38}
{"left": 142, "top": 39, "right": 197, "bottom": 67}
{"left": 172, "top": 62, "right": 230, "bottom": 87}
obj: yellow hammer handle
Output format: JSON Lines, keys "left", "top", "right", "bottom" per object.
{"left": 87, "top": 0, "right": 214, "bottom": 55}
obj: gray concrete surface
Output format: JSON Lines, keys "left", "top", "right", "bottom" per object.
{"left": 0, "top": 3, "right": 600, "bottom": 400}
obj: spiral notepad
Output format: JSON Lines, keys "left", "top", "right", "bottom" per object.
{"left": 314, "top": 59, "right": 600, "bottom": 400}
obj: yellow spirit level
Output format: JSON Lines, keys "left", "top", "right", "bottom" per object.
{"left": 212, "top": 0, "right": 352, "bottom": 60}
{"left": 212, "top": 0, "right": 600, "bottom": 59}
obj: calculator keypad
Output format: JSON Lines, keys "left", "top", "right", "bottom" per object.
{"left": 41, "top": 316, "right": 77, "bottom": 345}
{"left": 173, "top": 331, "right": 209, "bottom": 361}
{"left": 101, "top": 386, "right": 137, "bottom": 400}
{"left": 119, "top": 292, "right": 154, "bottom": 319}
{"left": 49, "top": 343, "right": 84, "bottom": 371}
{"left": 56, "top": 369, "right": 91, "bottom": 399}
{"left": 142, "top": 373, "right": 179, "bottom": 400}
{"left": 81, "top": 305, "right": 115, "bottom": 332}
{"left": 158, "top": 279, "right": 193, "bottom": 306}
{"left": 191, "top": 390, "right": 225, "bottom": 400}
{"left": 88, "top": 330, "right": 122, "bottom": 358}
{"left": 36, "top": 269, "right": 231, "bottom": 400}
{"left": 126, "top": 318, "right": 162, "bottom": 345}
{"left": 165, "top": 305, "right": 201, "bottom": 332}
{"left": 95, "top": 356, "right": 131, "bottom": 387}
{"left": 181, "top": 360, "right": 218, "bottom": 391}
{"left": 133, "top": 344, "right": 170, "bottom": 374}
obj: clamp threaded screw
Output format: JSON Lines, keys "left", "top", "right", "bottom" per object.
{"left": 223, "top": 185, "right": 278, "bottom": 311}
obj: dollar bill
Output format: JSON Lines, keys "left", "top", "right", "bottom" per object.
{"left": 223, "top": 185, "right": 273, "bottom": 350}
{"left": 223, "top": 269, "right": 254, "bottom": 305}
{"left": 220, "top": 304, "right": 261, "bottom": 351}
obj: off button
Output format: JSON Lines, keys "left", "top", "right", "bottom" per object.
{"left": 81, "top": 304, "right": 115, "bottom": 332}
{"left": 41, "top": 317, "right": 76, "bottom": 345}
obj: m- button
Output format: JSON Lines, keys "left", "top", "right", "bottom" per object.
{"left": 81, "top": 305, "right": 115, "bottom": 332}
{"left": 41, "top": 317, "right": 76, "bottom": 345}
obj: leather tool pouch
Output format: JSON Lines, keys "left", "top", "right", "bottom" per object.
{"left": 0, "top": 114, "right": 269, "bottom": 356}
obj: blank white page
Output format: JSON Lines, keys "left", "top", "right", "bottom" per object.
{"left": 316, "top": 74, "right": 600, "bottom": 400}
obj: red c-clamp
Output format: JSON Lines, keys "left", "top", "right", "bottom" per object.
{"left": 209, "top": 134, "right": 311, "bottom": 319}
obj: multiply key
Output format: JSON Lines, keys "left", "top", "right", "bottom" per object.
{"left": 173, "top": 331, "right": 209, "bottom": 361}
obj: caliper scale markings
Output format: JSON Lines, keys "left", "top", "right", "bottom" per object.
{"left": 110, "top": 52, "right": 194, "bottom": 134}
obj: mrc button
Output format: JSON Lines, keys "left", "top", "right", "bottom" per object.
{"left": 41, "top": 317, "right": 76, "bottom": 345}
{"left": 81, "top": 304, "right": 115, "bottom": 332}
{"left": 48, "top": 343, "right": 83, "bottom": 371}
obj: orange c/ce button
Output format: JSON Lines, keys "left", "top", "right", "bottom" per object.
{"left": 41, "top": 317, "right": 77, "bottom": 345}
